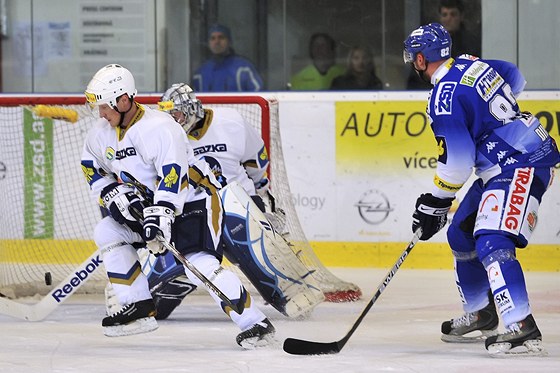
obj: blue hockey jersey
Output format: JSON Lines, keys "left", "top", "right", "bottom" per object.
{"left": 426, "top": 55, "right": 560, "bottom": 198}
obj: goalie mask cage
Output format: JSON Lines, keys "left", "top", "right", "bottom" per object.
{"left": 0, "top": 95, "right": 360, "bottom": 303}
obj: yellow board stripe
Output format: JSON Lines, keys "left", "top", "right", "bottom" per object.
{"left": 2, "top": 239, "right": 559, "bottom": 271}
{"left": 0, "top": 239, "right": 97, "bottom": 264}
{"left": 310, "top": 241, "right": 560, "bottom": 272}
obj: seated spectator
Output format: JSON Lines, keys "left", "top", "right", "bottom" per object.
{"left": 407, "top": 0, "right": 481, "bottom": 90}
{"left": 192, "top": 24, "right": 263, "bottom": 92}
{"left": 331, "top": 46, "right": 382, "bottom": 90}
{"left": 290, "top": 33, "right": 345, "bottom": 90}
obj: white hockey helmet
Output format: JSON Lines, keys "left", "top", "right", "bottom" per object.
{"left": 158, "top": 83, "right": 204, "bottom": 133}
{"left": 85, "top": 64, "right": 137, "bottom": 108}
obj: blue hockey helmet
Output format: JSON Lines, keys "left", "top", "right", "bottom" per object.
{"left": 403, "top": 23, "right": 452, "bottom": 64}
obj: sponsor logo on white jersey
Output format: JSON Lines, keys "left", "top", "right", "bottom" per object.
{"left": 193, "top": 143, "right": 228, "bottom": 156}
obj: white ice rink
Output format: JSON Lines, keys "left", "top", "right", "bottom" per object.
{"left": 1, "top": 268, "right": 558, "bottom": 373}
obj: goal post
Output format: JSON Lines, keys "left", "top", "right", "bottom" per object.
{"left": 0, "top": 94, "right": 361, "bottom": 312}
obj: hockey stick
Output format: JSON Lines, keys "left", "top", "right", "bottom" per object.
{"left": 0, "top": 249, "right": 102, "bottom": 321}
{"left": 128, "top": 206, "right": 242, "bottom": 315}
{"left": 282, "top": 229, "right": 422, "bottom": 355}
{"left": 120, "top": 175, "right": 243, "bottom": 315}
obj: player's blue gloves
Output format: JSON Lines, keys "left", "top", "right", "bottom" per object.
{"left": 412, "top": 193, "right": 454, "bottom": 241}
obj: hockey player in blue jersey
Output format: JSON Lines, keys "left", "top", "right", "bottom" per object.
{"left": 403, "top": 23, "right": 559, "bottom": 357}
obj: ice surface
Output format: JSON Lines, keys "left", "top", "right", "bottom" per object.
{"left": 0, "top": 268, "right": 558, "bottom": 372}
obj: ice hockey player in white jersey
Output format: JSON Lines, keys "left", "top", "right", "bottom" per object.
{"left": 404, "top": 24, "right": 559, "bottom": 357}
{"left": 147, "top": 83, "right": 324, "bottom": 319}
{"left": 81, "top": 64, "right": 275, "bottom": 348}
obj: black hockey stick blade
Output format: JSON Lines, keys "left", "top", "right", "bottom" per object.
{"left": 283, "top": 229, "right": 422, "bottom": 355}
{"left": 283, "top": 338, "right": 342, "bottom": 355}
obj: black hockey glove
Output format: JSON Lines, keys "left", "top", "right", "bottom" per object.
{"left": 412, "top": 193, "right": 454, "bottom": 241}
{"left": 101, "top": 183, "right": 145, "bottom": 232}
{"left": 143, "top": 202, "right": 175, "bottom": 256}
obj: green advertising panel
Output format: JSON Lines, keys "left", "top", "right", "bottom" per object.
{"left": 23, "top": 108, "right": 54, "bottom": 238}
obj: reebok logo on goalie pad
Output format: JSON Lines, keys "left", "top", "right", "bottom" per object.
{"left": 51, "top": 255, "right": 103, "bottom": 302}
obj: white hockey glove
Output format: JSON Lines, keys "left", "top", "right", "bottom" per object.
{"left": 142, "top": 202, "right": 175, "bottom": 255}
{"left": 101, "top": 183, "right": 145, "bottom": 229}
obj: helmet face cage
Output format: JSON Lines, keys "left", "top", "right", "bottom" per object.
{"left": 159, "top": 83, "right": 204, "bottom": 133}
{"left": 403, "top": 23, "right": 452, "bottom": 64}
{"left": 85, "top": 64, "right": 137, "bottom": 109}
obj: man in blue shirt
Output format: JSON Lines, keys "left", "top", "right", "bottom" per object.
{"left": 192, "top": 24, "right": 263, "bottom": 92}
{"left": 404, "top": 23, "right": 559, "bottom": 357}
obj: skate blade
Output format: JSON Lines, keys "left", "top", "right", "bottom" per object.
{"left": 441, "top": 329, "right": 498, "bottom": 343}
{"left": 238, "top": 333, "right": 278, "bottom": 350}
{"left": 487, "top": 339, "right": 548, "bottom": 358}
{"left": 103, "top": 317, "right": 158, "bottom": 337}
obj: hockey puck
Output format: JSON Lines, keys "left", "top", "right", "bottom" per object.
{"left": 45, "top": 272, "right": 52, "bottom": 286}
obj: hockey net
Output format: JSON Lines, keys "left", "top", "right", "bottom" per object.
{"left": 0, "top": 95, "right": 361, "bottom": 303}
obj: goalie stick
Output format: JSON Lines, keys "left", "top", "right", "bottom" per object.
{"left": 0, "top": 249, "right": 102, "bottom": 321}
{"left": 282, "top": 229, "right": 422, "bottom": 355}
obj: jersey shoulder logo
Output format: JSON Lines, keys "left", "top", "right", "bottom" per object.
{"left": 159, "top": 163, "right": 180, "bottom": 193}
{"left": 435, "top": 136, "right": 448, "bottom": 164}
{"left": 434, "top": 82, "right": 456, "bottom": 116}
{"left": 80, "top": 160, "right": 101, "bottom": 185}
{"left": 257, "top": 145, "right": 269, "bottom": 168}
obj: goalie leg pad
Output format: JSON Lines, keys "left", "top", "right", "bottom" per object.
{"left": 152, "top": 276, "right": 197, "bottom": 320}
{"left": 140, "top": 250, "right": 197, "bottom": 320}
{"left": 220, "top": 181, "right": 324, "bottom": 318}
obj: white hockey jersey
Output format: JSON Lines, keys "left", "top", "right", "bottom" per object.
{"left": 81, "top": 103, "right": 215, "bottom": 212}
{"left": 188, "top": 107, "right": 270, "bottom": 195}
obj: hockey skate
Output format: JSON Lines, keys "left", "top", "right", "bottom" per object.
{"left": 102, "top": 299, "right": 158, "bottom": 337}
{"left": 441, "top": 300, "right": 498, "bottom": 343}
{"left": 236, "top": 318, "right": 276, "bottom": 349}
{"left": 485, "top": 314, "right": 547, "bottom": 357}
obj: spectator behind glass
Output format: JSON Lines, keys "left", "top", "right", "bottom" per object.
{"left": 439, "top": 0, "right": 481, "bottom": 58}
{"left": 330, "top": 46, "right": 382, "bottom": 90}
{"left": 192, "top": 24, "right": 263, "bottom": 92}
{"left": 289, "top": 33, "right": 345, "bottom": 90}
{"left": 407, "top": 0, "right": 481, "bottom": 90}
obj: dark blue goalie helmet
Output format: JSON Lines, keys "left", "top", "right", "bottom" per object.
{"left": 403, "top": 23, "right": 452, "bottom": 64}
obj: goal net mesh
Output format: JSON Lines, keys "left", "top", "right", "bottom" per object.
{"left": 0, "top": 95, "right": 360, "bottom": 302}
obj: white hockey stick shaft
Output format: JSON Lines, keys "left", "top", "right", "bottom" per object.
{"left": 0, "top": 250, "right": 102, "bottom": 321}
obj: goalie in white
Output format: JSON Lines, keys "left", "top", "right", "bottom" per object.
{"left": 143, "top": 83, "right": 324, "bottom": 319}
{"left": 82, "top": 64, "right": 275, "bottom": 348}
